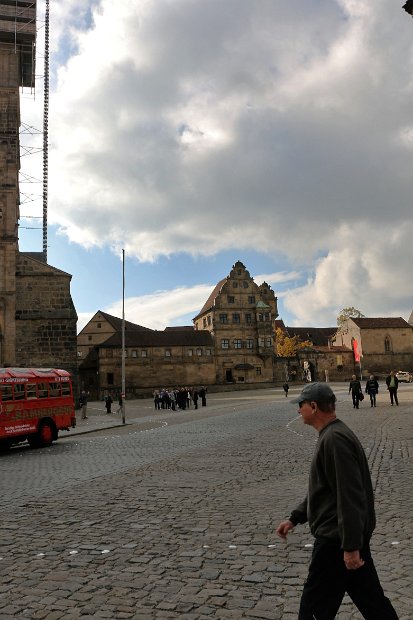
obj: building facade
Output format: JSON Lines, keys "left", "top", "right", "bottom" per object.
{"left": 193, "top": 261, "right": 278, "bottom": 384}
{"left": 334, "top": 317, "right": 413, "bottom": 376}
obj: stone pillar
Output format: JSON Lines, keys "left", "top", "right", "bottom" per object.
{"left": 0, "top": 46, "right": 20, "bottom": 366}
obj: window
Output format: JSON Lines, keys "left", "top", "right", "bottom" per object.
{"left": 97, "top": 322, "right": 101, "bottom": 328}
{"left": 0, "top": 385, "right": 13, "bottom": 401}
{"left": 37, "top": 382, "right": 48, "bottom": 398}
{"left": 264, "top": 313, "right": 270, "bottom": 321}
{"left": 26, "top": 383, "right": 37, "bottom": 399}
{"left": 227, "top": 295, "right": 235, "bottom": 303}
{"left": 255, "top": 366, "right": 262, "bottom": 376}
{"left": 207, "top": 315, "right": 211, "bottom": 325}
{"left": 196, "top": 348, "right": 202, "bottom": 356}
{"left": 132, "top": 350, "right": 137, "bottom": 358}
{"left": 246, "top": 338, "right": 254, "bottom": 349}
{"left": 107, "top": 373, "right": 114, "bottom": 385}
{"left": 61, "top": 382, "right": 71, "bottom": 396}
{"left": 243, "top": 281, "right": 248, "bottom": 288}
{"left": 49, "top": 382, "right": 61, "bottom": 397}
{"left": 165, "top": 349, "right": 172, "bottom": 357}
{"left": 205, "top": 348, "right": 212, "bottom": 356}
{"left": 188, "top": 349, "right": 193, "bottom": 356}
{"left": 384, "top": 336, "right": 391, "bottom": 352}
{"left": 266, "top": 337, "right": 272, "bottom": 347}
{"left": 233, "top": 281, "right": 238, "bottom": 288}
{"left": 203, "top": 317, "right": 207, "bottom": 328}
{"left": 221, "top": 339, "right": 230, "bottom": 349}
{"left": 141, "top": 350, "right": 147, "bottom": 358}
{"left": 259, "top": 337, "right": 265, "bottom": 347}
{"left": 88, "top": 335, "right": 92, "bottom": 341}
{"left": 233, "top": 339, "right": 242, "bottom": 349}
{"left": 248, "top": 296, "right": 255, "bottom": 304}
{"left": 258, "top": 313, "right": 263, "bottom": 322}
{"left": 219, "top": 313, "right": 228, "bottom": 324}
{"left": 232, "top": 313, "right": 240, "bottom": 324}
{"left": 14, "top": 384, "right": 25, "bottom": 400}
{"left": 245, "top": 313, "right": 252, "bottom": 324}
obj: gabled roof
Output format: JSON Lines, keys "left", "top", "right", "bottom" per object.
{"left": 193, "top": 278, "right": 227, "bottom": 320}
{"left": 277, "top": 325, "right": 337, "bottom": 347}
{"left": 350, "top": 317, "right": 412, "bottom": 329}
{"left": 96, "top": 311, "right": 153, "bottom": 333}
{"left": 102, "top": 329, "right": 214, "bottom": 348}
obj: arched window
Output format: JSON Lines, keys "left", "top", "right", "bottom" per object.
{"left": 384, "top": 336, "right": 392, "bottom": 352}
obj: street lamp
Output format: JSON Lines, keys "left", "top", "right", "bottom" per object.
{"left": 121, "top": 249, "right": 126, "bottom": 424}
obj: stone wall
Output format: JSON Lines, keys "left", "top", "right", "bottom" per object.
{"left": 15, "top": 255, "right": 78, "bottom": 380}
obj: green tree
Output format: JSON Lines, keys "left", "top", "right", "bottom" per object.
{"left": 275, "top": 327, "right": 312, "bottom": 357}
{"left": 337, "top": 307, "right": 365, "bottom": 327}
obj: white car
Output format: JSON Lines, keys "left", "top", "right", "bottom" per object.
{"left": 396, "top": 371, "right": 412, "bottom": 383}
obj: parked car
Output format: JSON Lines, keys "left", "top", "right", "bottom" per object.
{"left": 395, "top": 371, "right": 412, "bottom": 383}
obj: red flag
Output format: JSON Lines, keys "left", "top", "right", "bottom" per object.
{"left": 353, "top": 339, "right": 360, "bottom": 363}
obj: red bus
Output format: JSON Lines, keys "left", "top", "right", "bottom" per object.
{"left": 0, "top": 368, "right": 76, "bottom": 450}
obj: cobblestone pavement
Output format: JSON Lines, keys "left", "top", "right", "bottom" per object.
{"left": 0, "top": 384, "right": 412, "bottom": 619}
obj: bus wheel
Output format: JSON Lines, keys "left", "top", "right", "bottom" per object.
{"left": 30, "top": 422, "right": 54, "bottom": 448}
{"left": 0, "top": 439, "right": 11, "bottom": 453}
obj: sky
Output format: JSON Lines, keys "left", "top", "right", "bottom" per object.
{"left": 19, "top": 0, "right": 413, "bottom": 334}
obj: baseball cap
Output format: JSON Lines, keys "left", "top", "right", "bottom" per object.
{"left": 290, "top": 382, "right": 335, "bottom": 404}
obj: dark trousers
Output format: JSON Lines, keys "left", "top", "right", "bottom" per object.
{"left": 351, "top": 391, "right": 360, "bottom": 408}
{"left": 298, "top": 538, "right": 398, "bottom": 620}
{"left": 388, "top": 388, "right": 398, "bottom": 405}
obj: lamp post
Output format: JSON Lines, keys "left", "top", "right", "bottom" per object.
{"left": 121, "top": 249, "right": 126, "bottom": 424}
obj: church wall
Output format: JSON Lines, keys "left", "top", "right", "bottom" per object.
{"left": 15, "top": 256, "right": 78, "bottom": 379}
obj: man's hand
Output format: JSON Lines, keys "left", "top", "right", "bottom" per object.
{"left": 344, "top": 550, "right": 365, "bottom": 570}
{"left": 276, "top": 520, "right": 294, "bottom": 540}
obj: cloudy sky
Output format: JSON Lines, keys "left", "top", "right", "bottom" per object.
{"left": 20, "top": 0, "right": 413, "bottom": 333}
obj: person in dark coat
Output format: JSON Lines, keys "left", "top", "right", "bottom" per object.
{"left": 349, "top": 375, "right": 362, "bottom": 409}
{"left": 105, "top": 394, "right": 113, "bottom": 414}
{"left": 192, "top": 389, "right": 199, "bottom": 410}
{"left": 198, "top": 386, "right": 207, "bottom": 407}
{"left": 276, "top": 382, "right": 398, "bottom": 620}
{"left": 283, "top": 382, "right": 289, "bottom": 397}
{"left": 365, "top": 375, "right": 379, "bottom": 407}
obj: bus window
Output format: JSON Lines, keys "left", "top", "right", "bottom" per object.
{"left": 49, "top": 382, "right": 61, "bottom": 397}
{"left": 26, "top": 383, "right": 37, "bottom": 399}
{"left": 37, "top": 383, "right": 48, "bottom": 398}
{"left": 0, "top": 385, "right": 13, "bottom": 402}
{"left": 14, "top": 384, "right": 26, "bottom": 400}
{"left": 61, "top": 382, "right": 71, "bottom": 396}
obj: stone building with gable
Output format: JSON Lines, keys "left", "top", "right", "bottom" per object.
{"left": 334, "top": 317, "right": 413, "bottom": 376}
{"left": 192, "top": 261, "right": 278, "bottom": 384}
{"left": 78, "top": 312, "right": 215, "bottom": 398}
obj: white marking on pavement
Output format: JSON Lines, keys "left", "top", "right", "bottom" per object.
{"left": 101, "top": 549, "right": 110, "bottom": 554}
{"left": 69, "top": 550, "right": 78, "bottom": 555}
{"left": 391, "top": 541, "right": 400, "bottom": 545}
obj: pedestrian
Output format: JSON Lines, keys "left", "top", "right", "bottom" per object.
{"left": 365, "top": 375, "right": 379, "bottom": 407}
{"left": 79, "top": 391, "right": 88, "bottom": 419}
{"left": 116, "top": 394, "right": 123, "bottom": 414}
{"left": 153, "top": 390, "right": 160, "bottom": 410}
{"left": 192, "top": 389, "right": 199, "bottom": 410}
{"left": 349, "top": 374, "right": 362, "bottom": 409}
{"left": 199, "top": 386, "right": 207, "bottom": 407}
{"left": 282, "top": 382, "right": 289, "bottom": 397}
{"left": 275, "top": 382, "right": 398, "bottom": 620}
{"left": 105, "top": 393, "right": 113, "bottom": 414}
{"left": 385, "top": 370, "right": 399, "bottom": 406}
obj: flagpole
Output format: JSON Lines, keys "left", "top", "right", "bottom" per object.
{"left": 121, "top": 249, "right": 126, "bottom": 425}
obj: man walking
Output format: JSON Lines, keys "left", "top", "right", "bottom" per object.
{"left": 386, "top": 370, "right": 399, "bottom": 406}
{"left": 276, "top": 382, "right": 398, "bottom": 620}
{"left": 79, "top": 391, "right": 88, "bottom": 420}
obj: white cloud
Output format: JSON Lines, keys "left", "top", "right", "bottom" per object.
{"left": 23, "top": 0, "right": 413, "bottom": 328}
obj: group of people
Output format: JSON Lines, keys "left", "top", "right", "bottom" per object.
{"left": 153, "top": 386, "right": 207, "bottom": 411}
{"left": 349, "top": 370, "right": 400, "bottom": 409}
